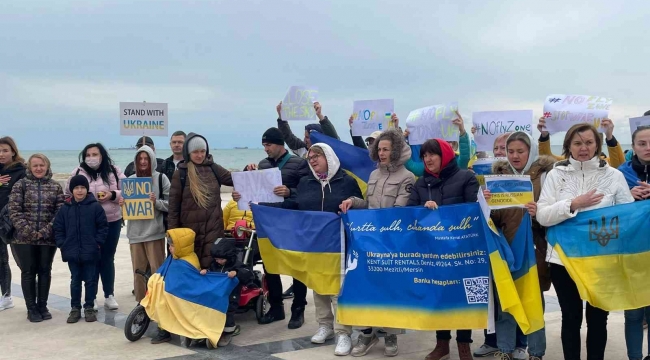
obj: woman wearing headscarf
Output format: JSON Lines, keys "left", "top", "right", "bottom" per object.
{"left": 9, "top": 154, "right": 64, "bottom": 322}
{"left": 340, "top": 128, "right": 416, "bottom": 357}
{"left": 486, "top": 132, "right": 557, "bottom": 360}
{"left": 406, "top": 138, "right": 479, "bottom": 360}
{"left": 537, "top": 123, "right": 634, "bottom": 360}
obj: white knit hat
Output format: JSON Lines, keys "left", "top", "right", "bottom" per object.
{"left": 187, "top": 136, "right": 207, "bottom": 153}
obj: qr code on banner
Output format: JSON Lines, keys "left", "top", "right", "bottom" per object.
{"left": 463, "top": 277, "right": 489, "bottom": 304}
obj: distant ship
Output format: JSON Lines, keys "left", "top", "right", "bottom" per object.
{"left": 233, "top": 146, "right": 249, "bottom": 149}
{"left": 109, "top": 146, "right": 136, "bottom": 150}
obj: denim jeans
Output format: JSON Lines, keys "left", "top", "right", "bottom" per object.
{"left": 527, "top": 297, "right": 547, "bottom": 357}
{"left": 495, "top": 292, "right": 543, "bottom": 354}
{"left": 624, "top": 306, "right": 650, "bottom": 360}
{"left": 95, "top": 220, "right": 121, "bottom": 298}
{"left": 69, "top": 261, "right": 97, "bottom": 309}
{"left": 484, "top": 324, "right": 527, "bottom": 348}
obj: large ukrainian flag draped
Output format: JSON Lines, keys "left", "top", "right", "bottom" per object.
{"left": 310, "top": 132, "right": 376, "bottom": 196}
{"left": 546, "top": 201, "right": 650, "bottom": 311}
{"left": 484, "top": 213, "right": 544, "bottom": 334}
{"left": 140, "top": 257, "right": 238, "bottom": 345}
{"left": 251, "top": 204, "right": 343, "bottom": 295}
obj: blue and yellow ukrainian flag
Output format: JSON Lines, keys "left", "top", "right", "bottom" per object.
{"left": 140, "top": 256, "right": 238, "bottom": 345}
{"left": 251, "top": 204, "right": 343, "bottom": 295}
{"left": 484, "top": 213, "right": 545, "bottom": 335}
{"left": 310, "top": 131, "right": 376, "bottom": 196}
{"left": 547, "top": 201, "right": 650, "bottom": 311}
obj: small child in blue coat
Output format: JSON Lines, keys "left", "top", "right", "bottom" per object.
{"left": 54, "top": 175, "right": 108, "bottom": 323}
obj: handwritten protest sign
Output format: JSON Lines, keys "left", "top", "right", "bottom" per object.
{"left": 405, "top": 102, "right": 459, "bottom": 144}
{"left": 472, "top": 110, "right": 533, "bottom": 151}
{"left": 281, "top": 86, "right": 319, "bottom": 121}
{"left": 471, "top": 158, "right": 505, "bottom": 188}
{"left": 485, "top": 175, "right": 533, "bottom": 209}
{"left": 351, "top": 99, "right": 394, "bottom": 137}
{"left": 629, "top": 116, "right": 650, "bottom": 135}
{"left": 232, "top": 168, "right": 283, "bottom": 209}
{"left": 542, "top": 95, "right": 612, "bottom": 134}
{"left": 121, "top": 178, "right": 154, "bottom": 220}
{"left": 120, "top": 102, "right": 168, "bottom": 137}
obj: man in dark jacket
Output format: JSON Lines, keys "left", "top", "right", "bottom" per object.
{"left": 233, "top": 127, "right": 310, "bottom": 329}
{"left": 276, "top": 101, "right": 339, "bottom": 158}
{"left": 54, "top": 175, "right": 108, "bottom": 323}
{"left": 124, "top": 136, "right": 165, "bottom": 177}
{"left": 201, "top": 238, "right": 253, "bottom": 346}
{"left": 160, "top": 131, "right": 186, "bottom": 182}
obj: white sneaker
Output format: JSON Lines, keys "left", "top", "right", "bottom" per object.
{"left": 311, "top": 326, "right": 335, "bottom": 344}
{"left": 0, "top": 296, "right": 14, "bottom": 311}
{"left": 334, "top": 334, "right": 352, "bottom": 356}
{"left": 513, "top": 347, "right": 527, "bottom": 360}
{"left": 104, "top": 295, "right": 119, "bottom": 310}
{"left": 93, "top": 300, "right": 98, "bottom": 310}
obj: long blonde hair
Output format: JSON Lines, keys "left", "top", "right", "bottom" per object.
{"left": 187, "top": 162, "right": 212, "bottom": 209}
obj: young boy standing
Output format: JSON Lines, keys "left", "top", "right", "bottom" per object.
{"left": 54, "top": 175, "right": 108, "bottom": 323}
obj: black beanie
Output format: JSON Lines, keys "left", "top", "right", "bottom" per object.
{"left": 69, "top": 175, "right": 89, "bottom": 193}
{"left": 262, "top": 127, "right": 284, "bottom": 146}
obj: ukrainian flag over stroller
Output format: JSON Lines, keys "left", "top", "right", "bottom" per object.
{"left": 139, "top": 229, "right": 238, "bottom": 347}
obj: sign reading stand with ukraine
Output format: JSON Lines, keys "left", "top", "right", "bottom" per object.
{"left": 338, "top": 204, "right": 491, "bottom": 331}
{"left": 485, "top": 175, "right": 534, "bottom": 209}
{"left": 121, "top": 178, "right": 154, "bottom": 220}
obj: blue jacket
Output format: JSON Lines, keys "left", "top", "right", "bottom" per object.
{"left": 619, "top": 156, "right": 650, "bottom": 190}
{"left": 54, "top": 193, "right": 108, "bottom": 263}
{"left": 283, "top": 168, "right": 363, "bottom": 213}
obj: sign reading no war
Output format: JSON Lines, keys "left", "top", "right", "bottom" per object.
{"left": 120, "top": 102, "right": 168, "bottom": 137}
{"left": 121, "top": 178, "right": 154, "bottom": 220}
{"left": 542, "top": 94, "right": 612, "bottom": 134}
{"left": 472, "top": 110, "right": 533, "bottom": 151}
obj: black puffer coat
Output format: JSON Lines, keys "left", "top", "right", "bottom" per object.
{"left": 0, "top": 162, "right": 25, "bottom": 211}
{"left": 407, "top": 157, "right": 479, "bottom": 206}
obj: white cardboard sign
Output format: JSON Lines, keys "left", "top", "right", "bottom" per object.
{"left": 629, "top": 116, "right": 650, "bottom": 135}
{"left": 281, "top": 86, "right": 319, "bottom": 121}
{"left": 351, "top": 99, "right": 394, "bottom": 137}
{"left": 542, "top": 94, "right": 612, "bottom": 134}
{"left": 472, "top": 110, "right": 533, "bottom": 151}
{"left": 232, "top": 168, "right": 283, "bottom": 209}
{"left": 405, "top": 102, "right": 459, "bottom": 144}
{"left": 120, "top": 102, "right": 168, "bottom": 137}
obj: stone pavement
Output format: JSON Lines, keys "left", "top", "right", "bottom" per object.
{"left": 0, "top": 198, "right": 633, "bottom": 359}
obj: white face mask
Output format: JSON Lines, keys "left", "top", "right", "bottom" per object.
{"left": 85, "top": 157, "right": 101, "bottom": 170}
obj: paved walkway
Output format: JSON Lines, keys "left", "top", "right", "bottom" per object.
{"left": 0, "top": 198, "right": 633, "bottom": 359}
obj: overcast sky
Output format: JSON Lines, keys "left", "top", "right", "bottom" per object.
{"left": 1, "top": 0, "right": 649, "bottom": 150}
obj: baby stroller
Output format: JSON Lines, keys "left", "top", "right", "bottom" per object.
{"left": 225, "top": 221, "right": 269, "bottom": 322}
{"left": 124, "top": 269, "right": 152, "bottom": 342}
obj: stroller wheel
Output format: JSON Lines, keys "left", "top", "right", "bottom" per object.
{"left": 124, "top": 305, "right": 150, "bottom": 342}
{"left": 255, "top": 292, "right": 268, "bottom": 322}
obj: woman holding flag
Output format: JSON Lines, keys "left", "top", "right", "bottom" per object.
{"left": 405, "top": 138, "right": 479, "bottom": 360}
{"left": 273, "top": 143, "right": 362, "bottom": 356}
{"left": 618, "top": 125, "right": 650, "bottom": 360}
{"left": 486, "top": 132, "right": 556, "bottom": 360}
{"left": 340, "top": 128, "right": 416, "bottom": 357}
{"left": 537, "top": 123, "right": 634, "bottom": 360}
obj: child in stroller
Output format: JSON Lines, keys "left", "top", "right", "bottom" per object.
{"left": 201, "top": 238, "right": 253, "bottom": 346}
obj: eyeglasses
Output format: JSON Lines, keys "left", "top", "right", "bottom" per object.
{"left": 307, "top": 154, "right": 321, "bottom": 162}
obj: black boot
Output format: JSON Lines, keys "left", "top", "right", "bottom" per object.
{"left": 27, "top": 307, "right": 43, "bottom": 322}
{"left": 288, "top": 307, "right": 304, "bottom": 329}
{"left": 22, "top": 272, "right": 41, "bottom": 323}
{"left": 37, "top": 274, "right": 52, "bottom": 320}
{"left": 258, "top": 306, "right": 285, "bottom": 325}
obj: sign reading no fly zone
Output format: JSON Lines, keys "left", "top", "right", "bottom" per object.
{"left": 120, "top": 102, "right": 168, "bottom": 137}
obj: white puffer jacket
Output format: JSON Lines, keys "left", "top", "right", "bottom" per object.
{"left": 537, "top": 156, "right": 634, "bottom": 266}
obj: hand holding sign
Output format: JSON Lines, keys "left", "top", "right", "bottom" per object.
{"left": 601, "top": 118, "right": 614, "bottom": 140}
